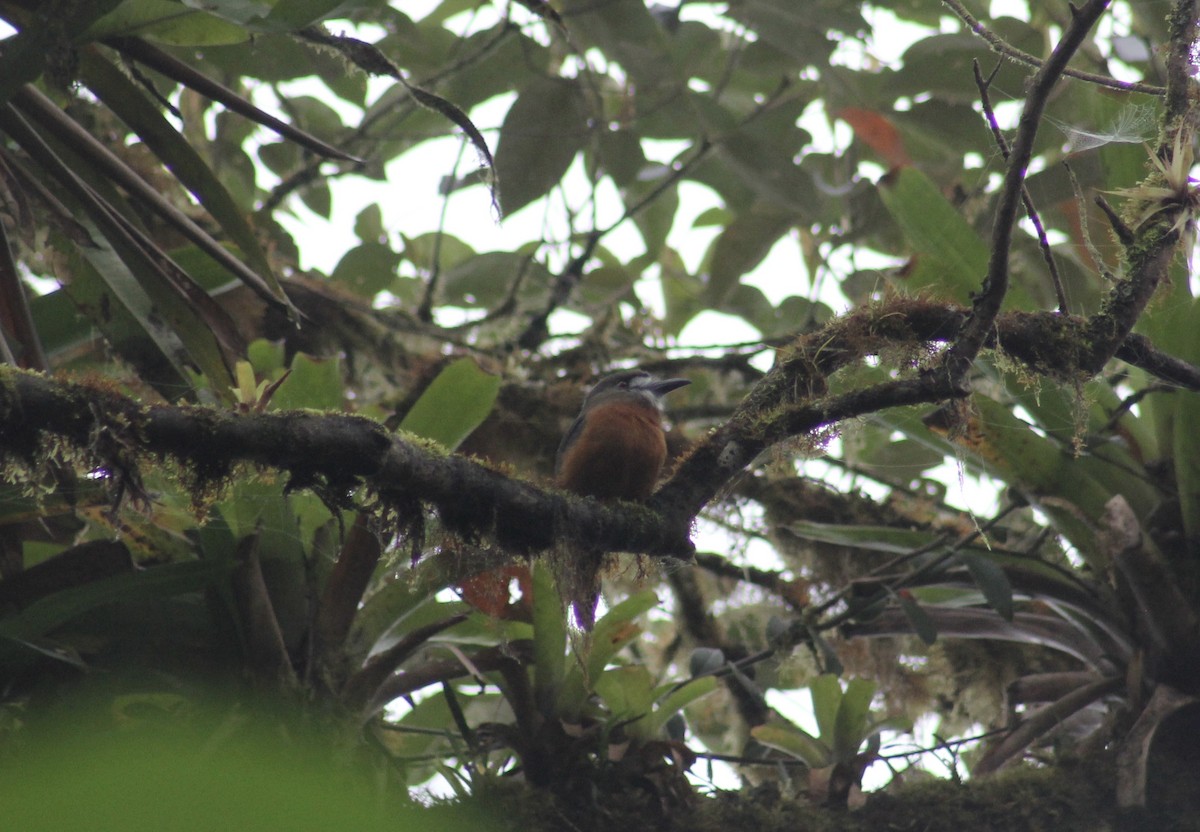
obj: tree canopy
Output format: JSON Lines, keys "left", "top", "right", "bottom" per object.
{"left": 1, "top": 0, "right": 1199, "bottom": 829}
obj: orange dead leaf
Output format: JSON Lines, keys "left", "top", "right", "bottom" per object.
{"left": 837, "top": 107, "right": 912, "bottom": 168}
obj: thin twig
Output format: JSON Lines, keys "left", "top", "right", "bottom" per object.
{"left": 941, "top": 0, "right": 1114, "bottom": 385}
{"left": 973, "top": 60, "right": 1070, "bottom": 313}
{"left": 1094, "top": 193, "right": 1134, "bottom": 246}
{"left": 942, "top": 0, "right": 1163, "bottom": 96}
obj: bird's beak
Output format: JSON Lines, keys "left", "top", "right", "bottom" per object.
{"left": 646, "top": 377, "right": 691, "bottom": 398}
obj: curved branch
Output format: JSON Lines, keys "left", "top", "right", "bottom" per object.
{"left": 974, "top": 674, "right": 1124, "bottom": 774}
{"left": 1, "top": 301, "right": 1196, "bottom": 568}
{"left": 0, "top": 367, "right": 694, "bottom": 559}
{"left": 942, "top": 0, "right": 1114, "bottom": 385}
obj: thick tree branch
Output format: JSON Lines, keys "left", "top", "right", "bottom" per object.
{"left": 1, "top": 301, "right": 1197, "bottom": 566}
{"left": 0, "top": 367, "right": 694, "bottom": 559}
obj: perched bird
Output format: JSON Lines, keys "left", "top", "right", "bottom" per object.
{"left": 554, "top": 367, "right": 691, "bottom": 624}
{"left": 556, "top": 369, "right": 691, "bottom": 499}
{"left": 554, "top": 370, "right": 690, "bottom": 628}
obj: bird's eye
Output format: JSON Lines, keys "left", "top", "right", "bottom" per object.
{"left": 617, "top": 381, "right": 628, "bottom": 388}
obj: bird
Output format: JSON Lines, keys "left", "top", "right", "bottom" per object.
{"left": 554, "top": 370, "right": 689, "bottom": 628}
{"left": 556, "top": 369, "right": 691, "bottom": 500}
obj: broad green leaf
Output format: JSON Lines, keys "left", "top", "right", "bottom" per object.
{"left": 266, "top": 0, "right": 374, "bottom": 28}
{"left": 856, "top": 438, "right": 945, "bottom": 483}
{"left": 832, "top": 678, "right": 875, "bottom": 762}
{"left": 894, "top": 590, "right": 938, "bottom": 645}
{"left": 355, "top": 204, "right": 387, "bottom": 244}
{"left": 598, "top": 128, "right": 646, "bottom": 187}
{"left": 717, "top": 139, "right": 816, "bottom": 215}
{"left": 86, "top": 0, "right": 250, "bottom": 44}
{"left": 401, "top": 232, "right": 476, "bottom": 274}
{"left": 437, "top": 251, "right": 551, "bottom": 308}
{"left": 703, "top": 206, "right": 796, "bottom": 304}
{"left": 0, "top": 560, "right": 231, "bottom": 643}
{"left": 398, "top": 358, "right": 501, "bottom": 451}
{"left": 810, "top": 673, "right": 842, "bottom": 743}
{"left": 648, "top": 676, "right": 719, "bottom": 735}
{"left": 559, "top": 0, "right": 677, "bottom": 87}
{"left": 532, "top": 563, "right": 567, "bottom": 715}
{"left": 330, "top": 242, "right": 402, "bottom": 298}
{"left": 594, "top": 665, "right": 656, "bottom": 723}
{"left": 344, "top": 553, "right": 462, "bottom": 661}
{"left": 726, "top": 0, "right": 860, "bottom": 65}
{"left": 751, "top": 723, "right": 831, "bottom": 768}
{"left": 268, "top": 353, "right": 344, "bottom": 411}
{"left": 247, "top": 339, "right": 287, "bottom": 376}
{"left": 660, "top": 248, "right": 705, "bottom": 336}
{"left": 495, "top": 77, "right": 590, "bottom": 216}
{"left": 585, "top": 589, "right": 658, "bottom": 683}
{"left": 875, "top": 396, "right": 1137, "bottom": 564}
{"left": 957, "top": 552, "right": 1015, "bottom": 622}
{"left": 877, "top": 166, "right": 990, "bottom": 304}
{"left": 626, "top": 176, "right": 678, "bottom": 258}
{"left": 576, "top": 265, "right": 636, "bottom": 308}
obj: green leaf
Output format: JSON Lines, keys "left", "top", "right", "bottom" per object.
{"left": 660, "top": 247, "right": 705, "bottom": 336}
{"left": 894, "top": 590, "right": 938, "bottom": 645}
{"left": 703, "top": 206, "right": 796, "bottom": 304}
{"left": 751, "top": 723, "right": 831, "bottom": 768}
{"left": 877, "top": 166, "right": 991, "bottom": 303}
{"left": 354, "top": 204, "right": 387, "bottom": 244}
{"left": 726, "top": 0, "right": 859, "bottom": 64}
{"left": 248, "top": 339, "right": 287, "bottom": 375}
{"left": 344, "top": 553, "right": 462, "bottom": 661}
{"left": 832, "top": 678, "right": 875, "bottom": 762}
{"left": 856, "top": 438, "right": 945, "bottom": 483}
{"left": 401, "top": 232, "right": 475, "bottom": 274}
{"left": 648, "top": 676, "right": 718, "bottom": 735}
{"left": 2, "top": 115, "right": 237, "bottom": 394}
{"left": 598, "top": 128, "right": 646, "bottom": 187}
{"left": 785, "top": 520, "right": 945, "bottom": 555}
{"left": 86, "top": 0, "right": 250, "bottom": 45}
{"left": 330, "top": 242, "right": 402, "bottom": 298}
{"left": 0, "top": 560, "right": 231, "bottom": 643}
{"left": 78, "top": 49, "right": 286, "bottom": 305}
{"left": 627, "top": 175, "right": 679, "bottom": 258}
{"left": 576, "top": 265, "right": 636, "bottom": 308}
{"left": 398, "top": 358, "right": 501, "bottom": 451}
{"left": 268, "top": 353, "right": 344, "bottom": 411}
{"left": 265, "top": 0, "right": 372, "bottom": 28}
{"left": 585, "top": 589, "right": 658, "bottom": 682}
{"left": 594, "top": 665, "right": 656, "bottom": 723}
{"left": 439, "top": 251, "right": 552, "bottom": 308}
{"left": 50, "top": 234, "right": 196, "bottom": 398}
{"left": 495, "top": 77, "right": 590, "bottom": 216}
{"left": 956, "top": 552, "right": 1015, "bottom": 622}
{"left": 810, "top": 674, "right": 842, "bottom": 743}
{"left": 532, "top": 562, "right": 567, "bottom": 716}
{"left": 559, "top": 0, "right": 676, "bottom": 87}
